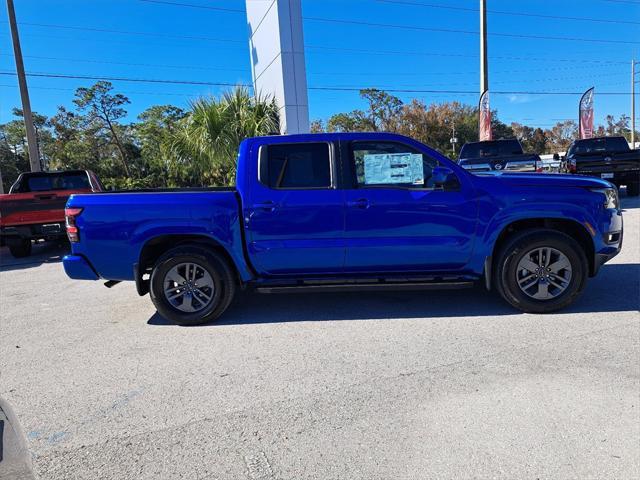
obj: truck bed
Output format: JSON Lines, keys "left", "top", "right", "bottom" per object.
{"left": 66, "top": 188, "right": 251, "bottom": 282}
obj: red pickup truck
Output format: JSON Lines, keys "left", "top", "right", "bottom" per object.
{"left": 0, "top": 170, "right": 103, "bottom": 258}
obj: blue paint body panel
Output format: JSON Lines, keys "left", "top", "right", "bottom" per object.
{"left": 62, "top": 254, "right": 98, "bottom": 280}
{"left": 63, "top": 132, "right": 623, "bottom": 289}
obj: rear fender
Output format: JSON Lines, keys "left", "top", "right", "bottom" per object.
{"left": 132, "top": 221, "right": 253, "bottom": 282}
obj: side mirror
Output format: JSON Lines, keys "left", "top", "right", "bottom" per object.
{"left": 431, "top": 166, "right": 459, "bottom": 190}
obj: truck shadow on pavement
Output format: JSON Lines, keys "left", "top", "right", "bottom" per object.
{"left": 0, "top": 243, "right": 68, "bottom": 273}
{"left": 148, "top": 262, "right": 639, "bottom": 326}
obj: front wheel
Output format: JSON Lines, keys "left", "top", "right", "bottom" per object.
{"left": 149, "top": 246, "right": 236, "bottom": 326}
{"left": 494, "top": 230, "right": 588, "bottom": 313}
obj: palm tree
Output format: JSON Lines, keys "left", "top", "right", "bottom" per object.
{"left": 170, "top": 87, "right": 279, "bottom": 186}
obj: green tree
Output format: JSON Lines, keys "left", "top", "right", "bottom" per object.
{"left": 326, "top": 89, "right": 403, "bottom": 133}
{"left": 545, "top": 120, "right": 577, "bottom": 153}
{"left": 73, "top": 81, "right": 132, "bottom": 177}
{"left": 136, "top": 105, "right": 186, "bottom": 187}
{"left": 170, "top": 87, "right": 279, "bottom": 186}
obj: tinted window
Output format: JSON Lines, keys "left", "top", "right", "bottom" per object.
{"left": 459, "top": 140, "right": 523, "bottom": 159}
{"left": 351, "top": 141, "right": 439, "bottom": 189}
{"left": 13, "top": 173, "right": 91, "bottom": 193}
{"left": 569, "top": 138, "right": 608, "bottom": 156}
{"left": 262, "top": 143, "right": 331, "bottom": 189}
{"left": 606, "top": 137, "right": 630, "bottom": 152}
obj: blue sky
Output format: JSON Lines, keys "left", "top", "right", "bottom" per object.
{"left": 0, "top": 0, "right": 638, "bottom": 129}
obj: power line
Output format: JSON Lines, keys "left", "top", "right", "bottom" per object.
{"left": 0, "top": 53, "right": 247, "bottom": 73}
{"left": 5, "top": 26, "right": 629, "bottom": 66}
{"left": 0, "top": 70, "right": 635, "bottom": 95}
{"left": 305, "top": 45, "right": 630, "bottom": 65}
{"left": 1, "top": 21, "right": 244, "bottom": 44}
{"left": 137, "top": 0, "right": 244, "bottom": 13}
{"left": 134, "top": 1, "right": 639, "bottom": 45}
{"left": 0, "top": 83, "right": 198, "bottom": 97}
{"left": 0, "top": 71, "right": 252, "bottom": 88}
{"left": 309, "top": 86, "right": 635, "bottom": 96}
{"left": 0, "top": 53, "right": 625, "bottom": 79}
{"left": 303, "top": 16, "right": 640, "bottom": 45}
{"left": 376, "top": 0, "right": 640, "bottom": 26}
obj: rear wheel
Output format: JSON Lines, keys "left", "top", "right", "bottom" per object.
{"left": 149, "top": 245, "right": 236, "bottom": 326}
{"left": 626, "top": 182, "right": 639, "bottom": 197}
{"left": 494, "top": 230, "right": 588, "bottom": 313}
{"left": 8, "top": 239, "right": 32, "bottom": 258}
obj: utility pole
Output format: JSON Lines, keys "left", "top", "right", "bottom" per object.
{"left": 480, "top": 0, "right": 489, "bottom": 95}
{"left": 7, "top": 0, "right": 40, "bottom": 172}
{"left": 632, "top": 59, "right": 636, "bottom": 148}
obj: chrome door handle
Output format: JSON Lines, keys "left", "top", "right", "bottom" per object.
{"left": 347, "top": 198, "right": 370, "bottom": 209}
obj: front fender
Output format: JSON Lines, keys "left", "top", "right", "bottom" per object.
{"left": 468, "top": 201, "right": 599, "bottom": 276}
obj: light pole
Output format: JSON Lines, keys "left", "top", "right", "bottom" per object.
{"left": 632, "top": 59, "right": 636, "bottom": 147}
{"left": 7, "top": 0, "right": 40, "bottom": 172}
{"left": 480, "top": 0, "right": 489, "bottom": 96}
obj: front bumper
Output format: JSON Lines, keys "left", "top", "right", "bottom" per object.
{"left": 62, "top": 254, "right": 99, "bottom": 280}
{"left": 578, "top": 170, "right": 640, "bottom": 185}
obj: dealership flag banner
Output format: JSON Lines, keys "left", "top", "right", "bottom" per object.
{"left": 479, "top": 90, "right": 492, "bottom": 141}
{"left": 579, "top": 87, "right": 595, "bottom": 139}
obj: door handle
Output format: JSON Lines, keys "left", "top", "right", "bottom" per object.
{"left": 252, "top": 201, "right": 278, "bottom": 212}
{"left": 347, "top": 198, "right": 370, "bottom": 209}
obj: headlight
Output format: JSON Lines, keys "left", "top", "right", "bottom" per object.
{"left": 591, "top": 188, "right": 619, "bottom": 210}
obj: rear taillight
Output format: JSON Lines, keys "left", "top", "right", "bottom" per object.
{"left": 568, "top": 158, "right": 577, "bottom": 173}
{"left": 65, "top": 207, "right": 83, "bottom": 243}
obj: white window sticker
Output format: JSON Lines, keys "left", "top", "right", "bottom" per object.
{"left": 363, "top": 153, "right": 424, "bottom": 185}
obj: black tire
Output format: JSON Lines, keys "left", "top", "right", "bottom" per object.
{"left": 149, "top": 245, "right": 236, "bottom": 326}
{"left": 493, "top": 229, "right": 588, "bottom": 313}
{"left": 626, "top": 182, "right": 639, "bottom": 197}
{"left": 8, "top": 239, "right": 32, "bottom": 258}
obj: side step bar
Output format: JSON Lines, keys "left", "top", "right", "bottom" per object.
{"left": 255, "top": 280, "right": 475, "bottom": 294}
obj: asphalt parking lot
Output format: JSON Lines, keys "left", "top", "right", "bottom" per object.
{"left": 1, "top": 196, "right": 639, "bottom": 480}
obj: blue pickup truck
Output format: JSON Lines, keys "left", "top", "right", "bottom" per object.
{"left": 62, "top": 133, "right": 623, "bottom": 325}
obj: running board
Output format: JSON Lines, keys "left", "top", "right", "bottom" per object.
{"left": 255, "top": 280, "right": 475, "bottom": 294}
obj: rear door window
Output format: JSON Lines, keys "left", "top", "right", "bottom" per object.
{"left": 260, "top": 143, "right": 332, "bottom": 189}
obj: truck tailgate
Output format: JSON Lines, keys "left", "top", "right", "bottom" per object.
{"left": 0, "top": 190, "right": 91, "bottom": 226}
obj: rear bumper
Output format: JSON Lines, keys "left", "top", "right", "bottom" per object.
{"left": 0, "top": 222, "right": 66, "bottom": 241}
{"left": 62, "top": 254, "right": 99, "bottom": 280}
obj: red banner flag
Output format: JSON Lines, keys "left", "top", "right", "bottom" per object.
{"left": 579, "top": 87, "right": 594, "bottom": 139}
{"left": 479, "top": 90, "right": 492, "bottom": 141}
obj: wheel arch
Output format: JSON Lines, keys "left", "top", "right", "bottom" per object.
{"left": 136, "top": 234, "right": 242, "bottom": 296}
{"left": 487, "top": 217, "right": 596, "bottom": 289}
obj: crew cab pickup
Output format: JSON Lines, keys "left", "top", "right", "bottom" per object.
{"left": 565, "top": 136, "right": 639, "bottom": 196}
{"left": 458, "top": 139, "right": 541, "bottom": 173}
{"left": 0, "top": 170, "right": 103, "bottom": 257}
{"left": 62, "top": 133, "right": 623, "bottom": 325}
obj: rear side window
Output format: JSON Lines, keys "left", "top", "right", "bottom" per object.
{"left": 260, "top": 143, "right": 332, "bottom": 189}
